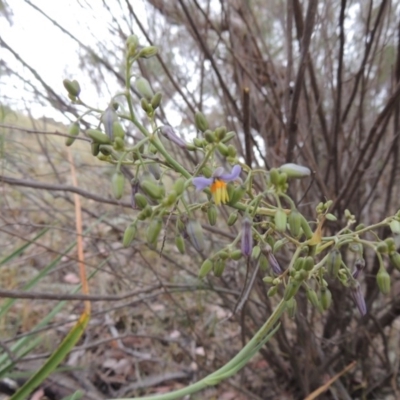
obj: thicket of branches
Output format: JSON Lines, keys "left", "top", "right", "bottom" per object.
{"left": 2, "top": 1, "right": 400, "bottom": 399}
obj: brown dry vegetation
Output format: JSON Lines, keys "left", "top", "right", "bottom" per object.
{"left": 2, "top": 1, "right": 400, "bottom": 400}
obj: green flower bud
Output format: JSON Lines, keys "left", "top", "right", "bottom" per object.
{"left": 63, "top": 79, "right": 81, "bottom": 97}
{"left": 390, "top": 220, "right": 400, "bottom": 234}
{"left": 267, "top": 286, "right": 278, "bottom": 297}
{"left": 126, "top": 35, "right": 139, "bottom": 57}
{"left": 194, "top": 111, "right": 209, "bottom": 132}
{"left": 320, "top": 287, "right": 332, "bottom": 311}
{"left": 138, "top": 46, "right": 158, "bottom": 58}
{"left": 87, "top": 129, "right": 112, "bottom": 145}
{"left": 376, "top": 241, "right": 389, "bottom": 254}
{"left": 303, "top": 256, "right": 315, "bottom": 271}
{"left": 207, "top": 205, "right": 217, "bottom": 226}
{"left": 227, "top": 144, "right": 237, "bottom": 158}
{"left": 65, "top": 121, "right": 80, "bottom": 146}
{"left": 113, "top": 137, "right": 124, "bottom": 151}
{"left": 269, "top": 168, "right": 280, "bottom": 186}
{"left": 136, "top": 77, "right": 154, "bottom": 101}
{"left": 220, "top": 131, "right": 236, "bottom": 143}
{"left": 175, "top": 235, "right": 186, "bottom": 254}
{"left": 251, "top": 245, "right": 261, "bottom": 260}
{"left": 137, "top": 205, "right": 152, "bottom": 221}
{"left": 306, "top": 288, "right": 320, "bottom": 310}
{"left": 99, "top": 145, "right": 113, "bottom": 156}
{"left": 376, "top": 267, "right": 391, "bottom": 294}
{"left": 300, "top": 215, "right": 313, "bottom": 239}
{"left": 284, "top": 280, "right": 300, "bottom": 301}
{"left": 123, "top": 224, "right": 137, "bottom": 247}
{"left": 111, "top": 171, "right": 125, "bottom": 199}
{"left": 273, "top": 239, "right": 285, "bottom": 253}
{"left": 326, "top": 249, "right": 342, "bottom": 278}
{"left": 163, "top": 190, "right": 177, "bottom": 207}
{"left": 230, "top": 249, "right": 242, "bottom": 261}
{"left": 288, "top": 209, "right": 302, "bottom": 238}
{"left": 186, "top": 143, "right": 196, "bottom": 151}
{"left": 141, "top": 180, "right": 165, "bottom": 200}
{"left": 355, "top": 223, "right": 365, "bottom": 231}
{"left": 148, "top": 163, "right": 161, "bottom": 180}
{"left": 146, "top": 218, "right": 162, "bottom": 245}
{"left": 91, "top": 142, "right": 100, "bottom": 156}
{"left": 199, "top": 259, "right": 213, "bottom": 278}
{"left": 193, "top": 138, "right": 204, "bottom": 147}
{"left": 134, "top": 193, "right": 148, "bottom": 209}
{"left": 293, "top": 257, "right": 304, "bottom": 271}
{"left": 229, "top": 184, "right": 246, "bottom": 206}
{"left": 385, "top": 238, "right": 395, "bottom": 253}
{"left": 278, "top": 163, "right": 311, "bottom": 179}
{"left": 113, "top": 121, "right": 125, "bottom": 140}
{"left": 390, "top": 252, "right": 400, "bottom": 271}
{"left": 151, "top": 92, "right": 162, "bottom": 109}
{"left": 217, "top": 142, "right": 229, "bottom": 157}
{"left": 325, "top": 213, "right": 337, "bottom": 222}
{"left": 274, "top": 209, "right": 287, "bottom": 233}
{"left": 213, "top": 259, "right": 226, "bottom": 277}
{"left": 263, "top": 276, "right": 274, "bottom": 283}
{"left": 227, "top": 211, "right": 238, "bottom": 226}
{"left": 204, "top": 130, "right": 215, "bottom": 143}
{"left": 187, "top": 220, "right": 205, "bottom": 252}
{"left": 140, "top": 97, "right": 152, "bottom": 113}
{"left": 286, "top": 298, "right": 297, "bottom": 318}
{"left": 173, "top": 177, "right": 186, "bottom": 196}
{"left": 214, "top": 126, "right": 227, "bottom": 141}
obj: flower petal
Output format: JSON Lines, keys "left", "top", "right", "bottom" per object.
{"left": 219, "top": 165, "right": 241, "bottom": 182}
{"left": 212, "top": 167, "right": 225, "bottom": 178}
{"left": 192, "top": 176, "right": 213, "bottom": 191}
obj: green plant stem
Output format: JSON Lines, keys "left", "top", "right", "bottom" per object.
{"left": 111, "top": 300, "right": 286, "bottom": 400}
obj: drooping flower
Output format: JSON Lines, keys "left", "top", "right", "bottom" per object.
{"left": 192, "top": 165, "right": 241, "bottom": 206}
{"left": 241, "top": 216, "right": 253, "bottom": 257}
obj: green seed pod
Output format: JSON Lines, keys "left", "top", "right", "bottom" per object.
{"left": 390, "top": 220, "right": 400, "bottom": 234}
{"left": 213, "top": 259, "right": 226, "bottom": 277}
{"left": 141, "top": 180, "right": 165, "bottom": 200}
{"left": 376, "top": 241, "right": 389, "bottom": 254}
{"left": 303, "top": 256, "right": 315, "bottom": 271}
{"left": 300, "top": 215, "right": 313, "bottom": 239}
{"left": 87, "top": 129, "right": 112, "bottom": 145}
{"left": 227, "top": 144, "right": 237, "bottom": 158}
{"left": 175, "top": 235, "right": 186, "bottom": 254}
{"left": 217, "top": 142, "right": 229, "bottom": 157}
{"left": 251, "top": 245, "right": 261, "bottom": 260}
{"left": 376, "top": 268, "right": 391, "bottom": 294}
{"left": 150, "top": 92, "right": 162, "bottom": 109}
{"left": 173, "top": 177, "right": 186, "bottom": 196}
{"left": 63, "top": 79, "right": 81, "bottom": 97}
{"left": 274, "top": 209, "right": 287, "bottom": 233}
{"left": 111, "top": 171, "right": 125, "bottom": 200}
{"left": 138, "top": 46, "right": 158, "bottom": 58}
{"left": 91, "top": 142, "right": 100, "bottom": 156}
{"left": 221, "top": 131, "right": 236, "bottom": 143}
{"left": 123, "top": 224, "right": 137, "bottom": 247}
{"left": 146, "top": 218, "right": 162, "bottom": 245}
{"left": 187, "top": 220, "right": 205, "bottom": 252}
{"left": 230, "top": 249, "right": 242, "bottom": 261}
{"left": 320, "top": 287, "right": 332, "bottom": 311}
{"left": 199, "top": 259, "right": 213, "bottom": 278}
{"left": 227, "top": 211, "right": 238, "bottom": 226}
{"left": 259, "top": 254, "right": 268, "bottom": 271}
{"left": 267, "top": 286, "right": 278, "bottom": 297}
{"left": 113, "top": 121, "right": 125, "bottom": 140}
{"left": 288, "top": 209, "right": 302, "bottom": 238}
{"left": 204, "top": 130, "right": 215, "bottom": 143}
{"left": 214, "top": 126, "right": 227, "bottom": 141}
{"left": 284, "top": 280, "right": 300, "bottom": 301}
{"left": 326, "top": 249, "right": 342, "bottom": 278}
{"left": 229, "top": 184, "right": 246, "bottom": 206}
{"left": 136, "top": 77, "right": 154, "bottom": 101}
{"left": 306, "top": 288, "right": 320, "bottom": 310}
{"left": 65, "top": 121, "right": 79, "bottom": 146}
{"left": 390, "top": 252, "right": 400, "bottom": 271}
{"left": 207, "top": 205, "right": 217, "bottom": 226}
{"left": 286, "top": 298, "right": 297, "bottom": 318}
{"left": 269, "top": 168, "right": 279, "bottom": 186}
{"left": 194, "top": 111, "right": 209, "bottom": 132}
{"left": 134, "top": 193, "right": 148, "bottom": 209}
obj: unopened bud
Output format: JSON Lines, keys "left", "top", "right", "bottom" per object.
{"left": 141, "top": 180, "right": 165, "bottom": 200}
{"left": 390, "top": 220, "right": 400, "bottom": 234}
{"left": 91, "top": 142, "right": 100, "bottom": 156}
{"left": 160, "top": 125, "right": 186, "bottom": 149}
{"left": 194, "top": 111, "right": 209, "bottom": 132}
{"left": 241, "top": 216, "right": 253, "bottom": 257}
{"left": 251, "top": 245, "right": 261, "bottom": 260}
{"left": 376, "top": 241, "right": 389, "bottom": 254}
{"left": 221, "top": 131, "right": 236, "bottom": 143}
{"left": 390, "top": 252, "right": 400, "bottom": 271}
{"left": 274, "top": 209, "right": 287, "bottom": 233}
{"left": 187, "top": 220, "right": 205, "bottom": 252}
{"left": 199, "top": 259, "right": 213, "bottom": 278}
{"left": 204, "top": 130, "right": 215, "bottom": 143}
{"left": 207, "top": 205, "right": 217, "bottom": 226}
{"left": 284, "top": 280, "right": 300, "bottom": 301}
{"left": 146, "top": 218, "right": 162, "bottom": 245}
{"left": 126, "top": 35, "right": 139, "bottom": 56}
{"left": 138, "top": 46, "right": 158, "bottom": 58}
{"left": 87, "top": 129, "right": 112, "bottom": 145}
{"left": 320, "top": 287, "right": 332, "bottom": 310}
{"left": 213, "top": 259, "right": 226, "bottom": 277}
{"left": 175, "top": 235, "right": 186, "bottom": 254}
{"left": 227, "top": 211, "right": 238, "bottom": 226}
{"left": 111, "top": 171, "right": 125, "bottom": 199}
{"left": 229, "top": 184, "right": 246, "bottom": 206}
{"left": 288, "top": 209, "right": 302, "bottom": 237}
{"left": 267, "top": 286, "right": 278, "bottom": 297}
{"left": 350, "top": 282, "right": 367, "bottom": 316}
{"left": 151, "top": 92, "right": 162, "bottom": 109}
{"left": 133, "top": 193, "right": 147, "bottom": 209}
{"left": 141, "top": 98, "right": 152, "bottom": 113}
{"left": 326, "top": 249, "right": 342, "bottom": 278}
{"left": 286, "top": 298, "right": 297, "bottom": 318}
{"left": 279, "top": 163, "right": 311, "bottom": 179}
{"left": 214, "top": 126, "right": 227, "bottom": 141}
{"left": 303, "top": 256, "right": 314, "bottom": 271}
{"left": 101, "top": 106, "right": 117, "bottom": 140}
{"left": 136, "top": 77, "right": 154, "bottom": 101}
{"left": 123, "top": 224, "right": 137, "bottom": 247}
{"left": 376, "top": 267, "right": 391, "bottom": 294}
{"left": 63, "top": 79, "right": 81, "bottom": 97}
{"left": 267, "top": 251, "right": 283, "bottom": 275}
{"left": 306, "top": 288, "right": 320, "bottom": 310}
{"left": 217, "top": 142, "right": 229, "bottom": 157}
{"left": 230, "top": 249, "right": 242, "bottom": 261}
{"left": 65, "top": 121, "right": 80, "bottom": 146}
{"left": 300, "top": 215, "right": 313, "bottom": 239}
{"left": 227, "top": 144, "right": 237, "bottom": 157}
{"left": 113, "top": 121, "right": 125, "bottom": 140}
{"left": 269, "top": 168, "right": 279, "bottom": 186}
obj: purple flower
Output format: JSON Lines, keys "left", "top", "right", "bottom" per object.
{"left": 160, "top": 125, "right": 187, "bottom": 149}
{"left": 350, "top": 282, "right": 367, "bottom": 316}
{"left": 267, "top": 253, "right": 283, "bottom": 275}
{"left": 241, "top": 216, "right": 253, "bottom": 257}
{"left": 192, "top": 165, "right": 242, "bottom": 206}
